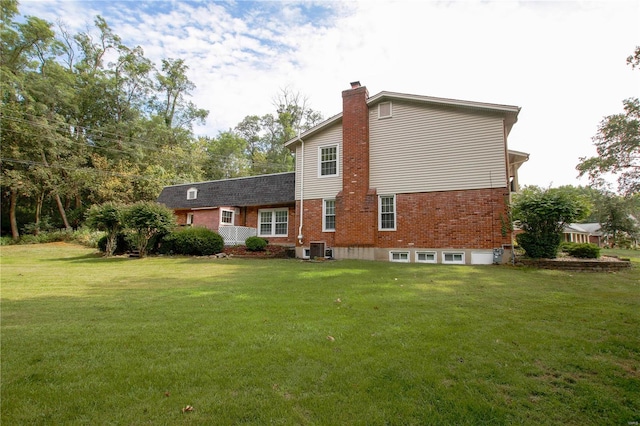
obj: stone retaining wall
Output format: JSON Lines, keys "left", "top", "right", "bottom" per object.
{"left": 518, "top": 257, "right": 632, "bottom": 272}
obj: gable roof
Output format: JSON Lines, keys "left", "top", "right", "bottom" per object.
{"left": 157, "top": 172, "right": 295, "bottom": 210}
{"left": 285, "top": 91, "right": 521, "bottom": 149}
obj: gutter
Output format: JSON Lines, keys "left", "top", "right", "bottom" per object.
{"left": 297, "top": 133, "right": 305, "bottom": 245}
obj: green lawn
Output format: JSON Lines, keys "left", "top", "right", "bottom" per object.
{"left": 1, "top": 243, "right": 639, "bottom": 425}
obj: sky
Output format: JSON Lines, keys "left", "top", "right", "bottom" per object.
{"left": 17, "top": 0, "right": 640, "bottom": 189}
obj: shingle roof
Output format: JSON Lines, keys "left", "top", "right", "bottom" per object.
{"left": 157, "top": 172, "right": 295, "bottom": 209}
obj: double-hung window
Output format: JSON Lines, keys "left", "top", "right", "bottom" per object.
{"left": 220, "top": 209, "right": 234, "bottom": 226}
{"left": 379, "top": 195, "right": 396, "bottom": 230}
{"left": 319, "top": 145, "right": 338, "bottom": 177}
{"left": 323, "top": 199, "right": 336, "bottom": 232}
{"left": 259, "top": 208, "right": 288, "bottom": 237}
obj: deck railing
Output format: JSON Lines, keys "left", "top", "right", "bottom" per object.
{"left": 218, "top": 226, "right": 257, "bottom": 246}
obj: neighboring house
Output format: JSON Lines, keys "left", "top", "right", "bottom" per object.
{"left": 157, "top": 172, "right": 296, "bottom": 246}
{"left": 563, "top": 223, "right": 602, "bottom": 245}
{"left": 158, "top": 82, "right": 529, "bottom": 264}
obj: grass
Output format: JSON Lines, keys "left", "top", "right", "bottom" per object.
{"left": 1, "top": 243, "right": 639, "bottom": 425}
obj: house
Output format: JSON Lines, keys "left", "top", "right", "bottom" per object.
{"left": 157, "top": 172, "right": 296, "bottom": 246}
{"left": 158, "top": 82, "right": 529, "bottom": 264}
{"left": 563, "top": 223, "right": 603, "bottom": 246}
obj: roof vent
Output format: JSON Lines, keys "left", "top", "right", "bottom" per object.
{"left": 350, "top": 81, "right": 361, "bottom": 89}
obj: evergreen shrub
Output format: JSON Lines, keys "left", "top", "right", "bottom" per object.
{"left": 160, "top": 227, "right": 223, "bottom": 256}
{"left": 567, "top": 243, "right": 600, "bottom": 259}
{"left": 245, "top": 236, "right": 268, "bottom": 251}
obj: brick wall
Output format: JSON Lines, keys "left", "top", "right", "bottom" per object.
{"left": 378, "top": 188, "right": 512, "bottom": 249}
{"left": 303, "top": 187, "right": 512, "bottom": 250}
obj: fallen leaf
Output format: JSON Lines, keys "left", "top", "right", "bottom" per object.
{"left": 182, "top": 405, "right": 194, "bottom": 413}
{"left": 164, "top": 391, "right": 170, "bottom": 397}
{"left": 327, "top": 335, "right": 335, "bottom": 342}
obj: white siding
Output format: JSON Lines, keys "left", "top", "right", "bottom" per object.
{"left": 370, "top": 101, "right": 508, "bottom": 194}
{"left": 295, "top": 123, "right": 343, "bottom": 200}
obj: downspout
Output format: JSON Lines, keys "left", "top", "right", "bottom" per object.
{"left": 297, "top": 134, "right": 305, "bottom": 245}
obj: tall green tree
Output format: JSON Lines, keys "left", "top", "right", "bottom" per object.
{"left": 577, "top": 47, "right": 640, "bottom": 196}
{"left": 592, "top": 191, "right": 638, "bottom": 247}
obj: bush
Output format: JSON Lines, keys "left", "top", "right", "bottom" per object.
{"left": 245, "top": 236, "right": 268, "bottom": 252}
{"left": 559, "top": 241, "right": 577, "bottom": 253}
{"left": 160, "top": 227, "right": 223, "bottom": 256}
{"left": 97, "top": 232, "right": 131, "bottom": 255}
{"left": 516, "top": 232, "right": 561, "bottom": 259}
{"left": 566, "top": 243, "right": 600, "bottom": 259}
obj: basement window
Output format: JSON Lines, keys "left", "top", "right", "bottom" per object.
{"left": 378, "top": 101, "right": 392, "bottom": 119}
{"left": 443, "top": 252, "right": 465, "bottom": 264}
{"left": 416, "top": 251, "right": 437, "bottom": 263}
{"left": 389, "top": 251, "right": 409, "bottom": 263}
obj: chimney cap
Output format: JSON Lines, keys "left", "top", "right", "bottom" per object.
{"left": 350, "top": 81, "right": 361, "bottom": 89}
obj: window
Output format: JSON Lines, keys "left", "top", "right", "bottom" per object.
{"left": 443, "top": 252, "right": 465, "bottom": 264}
{"left": 220, "top": 209, "right": 234, "bottom": 225}
{"left": 319, "top": 145, "right": 338, "bottom": 177}
{"left": 379, "top": 195, "right": 396, "bottom": 230}
{"left": 378, "top": 101, "right": 392, "bottom": 119}
{"left": 416, "top": 251, "right": 437, "bottom": 263}
{"left": 323, "top": 199, "right": 336, "bottom": 231}
{"left": 259, "top": 208, "right": 288, "bottom": 237}
{"left": 389, "top": 251, "right": 409, "bottom": 262}
{"left": 187, "top": 187, "right": 198, "bottom": 200}
{"left": 186, "top": 213, "right": 194, "bottom": 225}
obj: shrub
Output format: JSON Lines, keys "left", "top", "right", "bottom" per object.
{"left": 559, "top": 241, "right": 577, "bottom": 253}
{"left": 245, "top": 236, "right": 268, "bottom": 252}
{"left": 567, "top": 243, "right": 600, "bottom": 259}
{"left": 516, "top": 232, "right": 561, "bottom": 259}
{"left": 160, "top": 227, "right": 223, "bottom": 256}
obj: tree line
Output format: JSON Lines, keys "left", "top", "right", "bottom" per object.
{"left": 1, "top": 0, "right": 322, "bottom": 239}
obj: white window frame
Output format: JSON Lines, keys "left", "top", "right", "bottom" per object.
{"left": 186, "top": 213, "right": 194, "bottom": 225}
{"left": 318, "top": 144, "right": 339, "bottom": 177}
{"left": 323, "top": 199, "right": 336, "bottom": 232}
{"left": 378, "top": 101, "right": 392, "bottom": 119}
{"left": 416, "top": 251, "right": 437, "bottom": 263}
{"left": 389, "top": 251, "right": 410, "bottom": 263}
{"left": 443, "top": 252, "right": 465, "bottom": 265}
{"left": 220, "top": 209, "right": 234, "bottom": 226}
{"left": 187, "top": 187, "right": 198, "bottom": 200}
{"left": 258, "top": 208, "right": 289, "bottom": 237}
{"left": 379, "top": 195, "right": 396, "bottom": 231}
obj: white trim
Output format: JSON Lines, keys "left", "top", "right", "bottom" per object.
{"left": 186, "top": 213, "right": 194, "bottom": 225}
{"left": 378, "top": 101, "right": 392, "bottom": 119}
{"left": 379, "top": 195, "right": 396, "bottom": 231}
{"left": 442, "top": 252, "right": 465, "bottom": 264}
{"left": 318, "top": 144, "right": 339, "bottom": 178}
{"left": 389, "top": 251, "right": 410, "bottom": 263}
{"left": 258, "top": 208, "right": 289, "bottom": 237}
{"left": 323, "top": 199, "right": 336, "bottom": 232}
{"left": 415, "top": 251, "right": 437, "bottom": 263}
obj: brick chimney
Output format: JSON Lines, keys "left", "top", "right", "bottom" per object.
{"left": 334, "top": 82, "right": 377, "bottom": 246}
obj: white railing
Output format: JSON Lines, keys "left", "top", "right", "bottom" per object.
{"left": 218, "top": 226, "right": 257, "bottom": 246}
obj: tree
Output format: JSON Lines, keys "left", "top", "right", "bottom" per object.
{"left": 592, "top": 191, "right": 639, "bottom": 247}
{"left": 577, "top": 47, "right": 640, "bottom": 196}
{"left": 512, "top": 186, "right": 591, "bottom": 258}
{"left": 123, "top": 201, "right": 175, "bottom": 257}
{"left": 85, "top": 202, "right": 124, "bottom": 256}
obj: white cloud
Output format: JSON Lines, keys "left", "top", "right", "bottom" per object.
{"left": 16, "top": 0, "right": 640, "bottom": 188}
